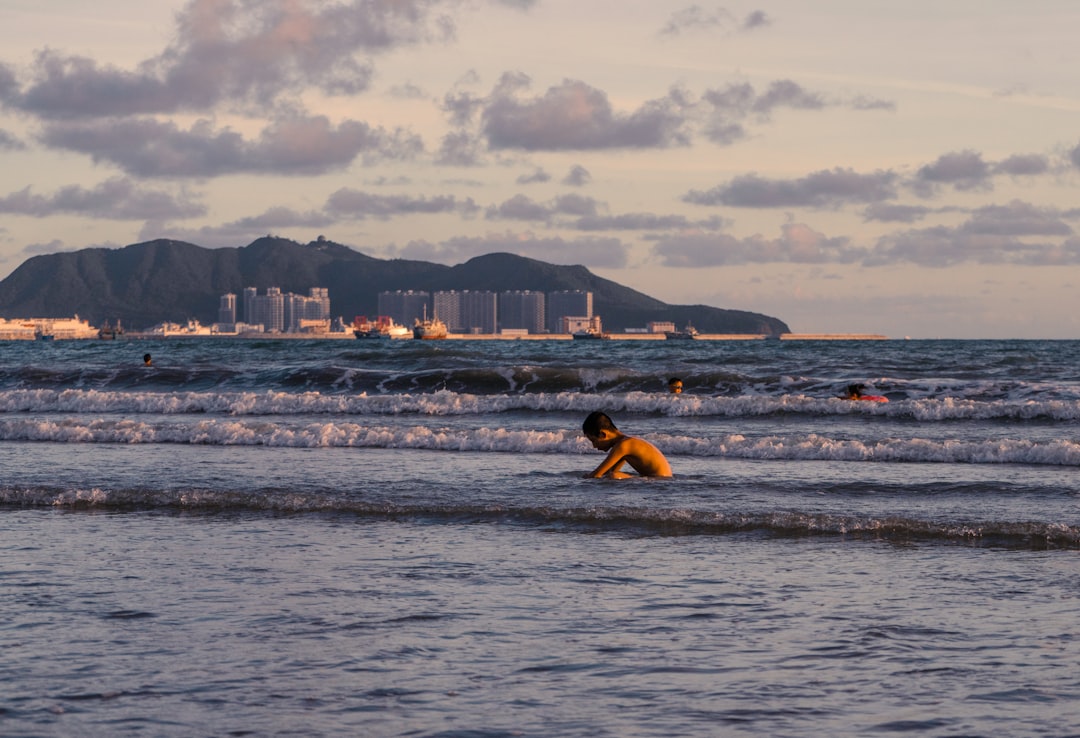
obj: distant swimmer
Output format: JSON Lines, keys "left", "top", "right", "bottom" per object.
{"left": 844, "top": 383, "right": 888, "bottom": 403}
{"left": 668, "top": 377, "right": 683, "bottom": 394}
{"left": 581, "top": 411, "right": 673, "bottom": 479}
{"left": 143, "top": 353, "right": 152, "bottom": 366}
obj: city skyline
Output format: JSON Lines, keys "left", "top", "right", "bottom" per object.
{"left": 2, "top": 2, "right": 1079, "bottom": 338}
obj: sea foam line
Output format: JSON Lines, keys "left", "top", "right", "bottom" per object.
{"left": 1, "top": 418, "right": 1078, "bottom": 465}
{"left": 2, "top": 389, "right": 1080, "bottom": 420}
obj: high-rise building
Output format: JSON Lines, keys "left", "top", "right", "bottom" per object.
{"left": 242, "top": 287, "right": 257, "bottom": 325}
{"left": 284, "top": 288, "right": 331, "bottom": 332}
{"left": 433, "top": 291, "right": 461, "bottom": 331}
{"left": 547, "top": 290, "right": 592, "bottom": 332}
{"left": 238, "top": 287, "right": 329, "bottom": 333}
{"left": 433, "top": 291, "right": 497, "bottom": 334}
{"left": 378, "top": 290, "right": 430, "bottom": 327}
{"left": 218, "top": 293, "right": 237, "bottom": 326}
{"left": 500, "top": 290, "right": 546, "bottom": 334}
{"left": 245, "top": 287, "right": 285, "bottom": 332}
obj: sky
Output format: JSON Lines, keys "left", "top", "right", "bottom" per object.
{"left": 1, "top": 1, "right": 1079, "bottom": 338}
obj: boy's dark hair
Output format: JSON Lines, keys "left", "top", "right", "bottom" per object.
{"left": 847, "top": 383, "right": 865, "bottom": 397}
{"left": 668, "top": 377, "right": 682, "bottom": 385}
{"left": 583, "top": 411, "right": 618, "bottom": 436}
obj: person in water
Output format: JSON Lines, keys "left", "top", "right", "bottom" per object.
{"left": 143, "top": 353, "right": 152, "bottom": 366}
{"left": 844, "top": 383, "right": 888, "bottom": 402}
{"left": 581, "top": 411, "right": 673, "bottom": 479}
{"left": 668, "top": 377, "right": 684, "bottom": 394}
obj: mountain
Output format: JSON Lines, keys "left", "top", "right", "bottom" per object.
{"left": 0, "top": 237, "right": 790, "bottom": 334}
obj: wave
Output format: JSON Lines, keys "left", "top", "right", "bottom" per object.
{"left": 4, "top": 388, "right": 1080, "bottom": 421}
{"left": 2, "top": 485, "right": 1076, "bottom": 549}
{"left": 1, "top": 416, "right": 1078, "bottom": 465}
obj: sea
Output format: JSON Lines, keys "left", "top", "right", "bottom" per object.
{"left": 1, "top": 336, "right": 1077, "bottom": 738}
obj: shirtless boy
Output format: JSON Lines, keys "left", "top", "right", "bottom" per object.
{"left": 581, "top": 411, "right": 673, "bottom": 479}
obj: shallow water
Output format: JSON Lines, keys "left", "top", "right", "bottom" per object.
{"left": 2, "top": 338, "right": 1078, "bottom": 736}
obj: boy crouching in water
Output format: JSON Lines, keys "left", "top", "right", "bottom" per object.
{"left": 582, "top": 411, "right": 672, "bottom": 479}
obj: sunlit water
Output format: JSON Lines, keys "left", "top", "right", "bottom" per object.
{"left": 2, "top": 338, "right": 1078, "bottom": 736}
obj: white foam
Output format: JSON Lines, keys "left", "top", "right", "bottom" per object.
{"left": 1, "top": 417, "right": 1078, "bottom": 465}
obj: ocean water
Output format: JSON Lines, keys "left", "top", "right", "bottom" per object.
{"left": 1, "top": 337, "right": 1078, "bottom": 737}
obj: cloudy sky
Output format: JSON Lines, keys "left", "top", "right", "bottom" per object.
{"left": 1, "top": 0, "right": 1079, "bottom": 338}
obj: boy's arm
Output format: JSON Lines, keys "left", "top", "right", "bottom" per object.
{"left": 584, "top": 445, "right": 628, "bottom": 478}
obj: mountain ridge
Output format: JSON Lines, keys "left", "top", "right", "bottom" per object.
{"left": 0, "top": 237, "right": 790, "bottom": 334}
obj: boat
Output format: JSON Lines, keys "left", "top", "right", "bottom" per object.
{"left": 34, "top": 327, "right": 55, "bottom": 341}
{"left": 572, "top": 328, "right": 610, "bottom": 340}
{"left": 413, "top": 307, "right": 448, "bottom": 340}
{"left": 98, "top": 320, "right": 124, "bottom": 340}
{"left": 353, "top": 315, "right": 411, "bottom": 339}
{"left": 664, "top": 322, "right": 699, "bottom": 340}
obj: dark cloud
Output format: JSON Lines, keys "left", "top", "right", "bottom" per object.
{"left": 684, "top": 168, "right": 898, "bottom": 208}
{"left": 913, "top": 149, "right": 991, "bottom": 194}
{"left": 751, "top": 80, "right": 825, "bottom": 115}
{"left": 39, "top": 115, "right": 422, "bottom": 178}
{"left": 482, "top": 77, "right": 690, "bottom": 150}
{"left": 742, "top": 10, "right": 771, "bottom": 30}
{"left": 870, "top": 214, "right": 1080, "bottom": 267}
{"left": 700, "top": 80, "right": 864, "bottom": 145}
{"left": 442, "top": 89, "right": 486, "bottom": 127}
{"left": 574, "top": 213, "right": 723, "bottom": 231}
{"left": 0, "top": 177, "right": 205, "bottom": 219}
{"left": 393, "top": 232, "right": 631, "bottom": 268}
{"left": 3, "top": 0, "right": 451, "bottom": 119}
{"left": 437, "top": 130, "right": 484, "bottom": 166}
{"left": 485, "top": 194, "right": 552, "bottom": 221}
{"left": 516, "top": 168, "right": 550, "bottom": 185}
{"left": 484, "top": 193, "right": 600, "bottom": 222}
{"left": 992, "top": 153, "right": 1049, "bottom": 177}
{"left": 862, "top": 203, "right": 935, "bottom": 224}
{"left": 221, "top": 206, "right": 336, "bottom": 230}
{"left": 960, "top": 201, "right": 1072, "bottom": 237}
{"left": 326, "top": 189, "right": 479, "bottom": 219}
{"left": 653, "top": 223, "right": 860, "bottom": 266}
{"left": 1070, "top": 141, "right": 1080, "bottom": 169}
{"left": 562, "top": 164, "right": 591, "bottom": 186}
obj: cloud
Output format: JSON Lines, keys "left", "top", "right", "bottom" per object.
{"left": 516, "top": 168, "right": 550, "bottom": 185}
{"left": 658, "top": 6, "right": 770, "bottom": 36}
{"left": 0, "top": 177, "right": 205, "bottom": 219}
{"left": 218, "top": 206, "right": 336, "bottom": 230}
{"left": 2, "top": 0, "right": 452, "bottom": 119}
{"left": 862, "top": 203, "right": 936, "bottom": 224}
{"left": 437, "top": 130, "right": 484, "bottom": 166}
{"left": 870, "top": 211, "right": 1079, "bottom": 266}
{"left": 959, "top": 200, "right": 1072, "bottom": 237}
{"left": 0, "top": 128, "right": 25, "bottom": 150}
{"left": 574, "top": 213, "right": 726, "bottom": 231}
{"left": 992, "top": 153, "right": 1049, "bottom": 177}
{"left": 327, "top": 188, "right": 479, "bottom": 219}
{"left": 1070, "top": 141, "right": 1080, "bottom": 169}
{"left": 391, "top": 232, "right": 631, "bottom": 268}
{"left": 482, "top": 76, "right": 691, "bottom": 150}
{"left": 653, "top": 223, "right": 861, "bottom": 266}
{"left": 684, "top": 168, "right": 898, "bottom": 208}
{"left": 484, "top": 193, "right": 601, "bottom": 222}
{"left": 913, "top": 149, "right": 991, "bottom": 194}
{"left": 40, "top": 115, "right": 422, "bottom": 177}
{"left": 700, "top": 80, "right": 864, "bottom": 145}
{"left": 741, "top": 10, "right": 771, "bottom": 30}
{"left": 562, "top": 164, "right": 591, "bottom": 186}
